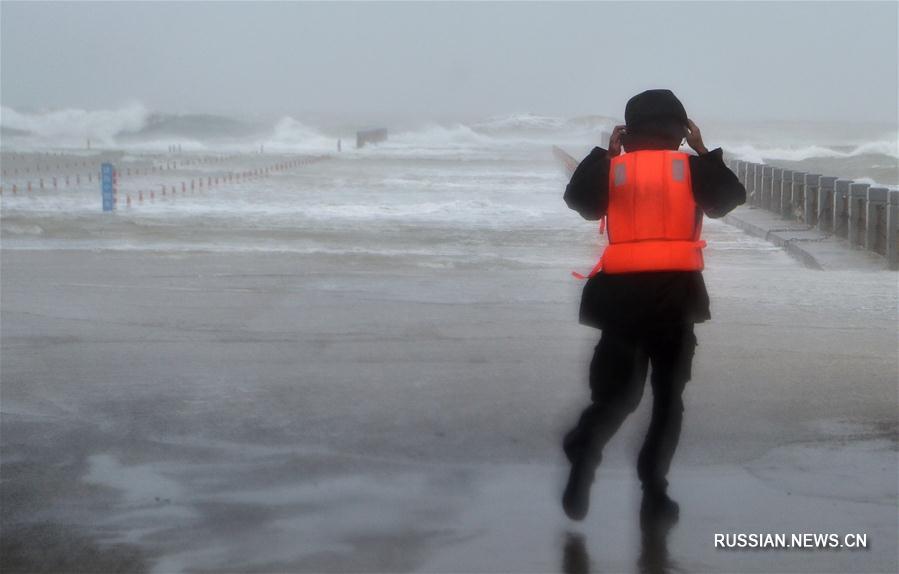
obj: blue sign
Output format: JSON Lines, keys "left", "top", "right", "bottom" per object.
{"left": 101, "top": 163, "right": 115, "bottom": 212}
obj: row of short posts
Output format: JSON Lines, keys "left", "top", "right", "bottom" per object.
{"left": 730, "top": 159, "right": 898, "bottom": 270}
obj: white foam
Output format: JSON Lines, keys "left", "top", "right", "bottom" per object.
{"left": 472, "top": 113, "right": 568, "bottom": 132}
{"left": 387, "top": 123, "right": 498, "bottom": 148}
{"left": 723, "top": 139, "right": 899, "bottom": 163}
{"left": 260, "top": 116, "right": 337, "bottom": 152}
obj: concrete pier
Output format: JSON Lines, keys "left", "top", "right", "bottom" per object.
{"left": 356, "top": 127, "right": 388, "bottom": 148}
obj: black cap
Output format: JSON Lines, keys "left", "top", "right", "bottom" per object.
{"left": 624, "top": 89, "right": 688, "bottom": 129}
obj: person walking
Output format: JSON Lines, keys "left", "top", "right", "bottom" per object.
{"left": 561, "top": 89, "right": 746, "bottom": 522}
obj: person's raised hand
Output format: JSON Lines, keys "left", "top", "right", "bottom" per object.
{"left": 607, "top": 125, "right": 626, "bottom": 158}
{"left": 685, "top": 119, "right": 708, "bottom": 155}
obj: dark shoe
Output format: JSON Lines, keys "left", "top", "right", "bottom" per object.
{"left": 562, "top": 458, "right": 595, "bottom": 521}
{"left": 640, "top": 488, "right": 680, "bottom": 525}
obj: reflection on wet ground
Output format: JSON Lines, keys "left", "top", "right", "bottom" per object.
{"left": 563, "top": 532, "right": 590, "bottom": 574}
{"left": 637, "top": 506, "right": 679, "bottom": 574}
{"left": 2, "top": 413, "right": 896, "bottom": 573}
{"left": 562, "top": 495, "right": 680, "bottom": 574}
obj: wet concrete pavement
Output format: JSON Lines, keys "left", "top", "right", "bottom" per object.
{"left": 2, "top": 218, "right": 897, "bottom": 573}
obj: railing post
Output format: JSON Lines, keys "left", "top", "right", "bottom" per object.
{"left": 736, "top": 161, "right": 746, "bottom": 187}
{"left": 833, "top": 180, "right": 851, "bottom": 238}
{"left": 848, "top": 183, "right": 870, "bottom": 247}
{"left": 761, "top": 166, "right": 773, "bottom": 211}
{"left": 745, "top": 163, "right": 756, "bottom": 205}
{"left": 865, "top": 187, "right": 889, "bottom": 254}
{"left": 772, "top": 168, "right": 784, "bottom": 216}
{"left": 780, "top": 170, "right": 795, "bottom": 218}
{"left": 790, "top": 172, "right": 806, "bottom": 221}
{"left": 817, "top": 176, "right": 838, "bottom": 232}
{"left": 803, "top": 174, "right": 820, "bottom": 226}
{"left": 887, "top": 190, "right": 899, "bottom": 270}
{"left": 753, "top": 163, "right": 764, "bottom": 207}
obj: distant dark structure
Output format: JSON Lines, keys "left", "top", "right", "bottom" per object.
{"left": 356, "top": 128, "right": 388, "bottom": 149}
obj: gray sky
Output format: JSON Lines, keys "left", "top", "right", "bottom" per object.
{"left": 2, "top": 1, "right": 897, "bottom": 125}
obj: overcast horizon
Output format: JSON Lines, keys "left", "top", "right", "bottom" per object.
{"left": 2, "top": 1, "right": 897, "bottom": 126}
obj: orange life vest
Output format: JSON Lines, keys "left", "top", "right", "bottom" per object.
{"left": 573, "top": 150, "right": 706, "bottom": 278}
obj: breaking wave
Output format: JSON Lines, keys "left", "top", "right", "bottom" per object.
{"left": 262, "top": 117, "right": 337, "bottom": 152}
{"left": 472, "top": 113, "right": 618, "bottom": 135}
{"left": 723, "top": 140, "right": 898, "bottom": 164}
{"left": 472, "top": 113, "right": 569, "bottom": 132}
{"left": 386, "top": 123, "right": 499, "bottom": 148}
{"left": 1, "top": 104, "right": 895, "bottom": 170}
{"left": 0, "top": 103, "right": 149, "bottom": 146}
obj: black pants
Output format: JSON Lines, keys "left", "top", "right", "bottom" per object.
{"left": 565, "top": 323, "right": 697, "bottom": 492}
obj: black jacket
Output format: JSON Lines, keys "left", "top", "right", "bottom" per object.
{"left": 564, "top": 146, "right": 746, "bottom": 331}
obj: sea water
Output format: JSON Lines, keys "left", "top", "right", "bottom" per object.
{"left": 1, "top": 106, "right": 896, "bottom": 264}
